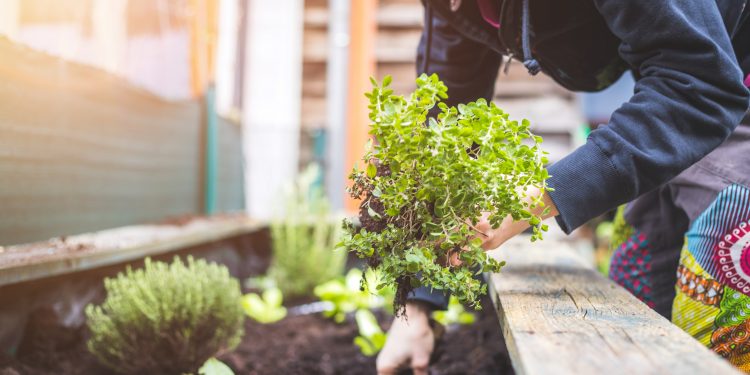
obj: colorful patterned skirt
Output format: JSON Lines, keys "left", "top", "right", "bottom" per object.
{"left": 609, "top": 123, "right": 750, "bottom": 371}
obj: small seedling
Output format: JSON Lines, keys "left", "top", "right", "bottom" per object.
{"left": 199, "top": 358, "right": 235, "bottom": 375}
{"left": 242, "top": 288, "right": 287, "bottom": 324}
{"left": 342, "top": 74, "right": 549, "bottom": 313}
{"left": 314, "top": 268, "right": 393, "bottom": 323}
{"left": 432, "top": 296, "right": 476, "bottom": 326}
{"left": 353, "top": 309, "right": 387, "bottom": 357}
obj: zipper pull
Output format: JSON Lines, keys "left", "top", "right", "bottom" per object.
{"left": 503, "top": 53, "right": 514, "bottom": 75}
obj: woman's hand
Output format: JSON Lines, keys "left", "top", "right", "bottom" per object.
{"left": 376, "top": 302, "right": 436, "bottom": 375}
{"left": 474, "top": 186, "right": 559, "bottom": 251}
{"left": 448, "top": 186, "right": 558, "bottom": 266}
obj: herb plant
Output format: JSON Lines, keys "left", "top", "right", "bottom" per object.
{"left": 242, "top": 287, "right": 287, "bottom": 324}
{"left": 268, "top": 164, "right": 346, "bottom": 298}
{"left": 342, "top": 74, "right": 550, "bottom": 312}
{"left": 86, "top": 257, "right": 244, "bottom": 374}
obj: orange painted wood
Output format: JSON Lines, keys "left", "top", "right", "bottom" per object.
{"left": 344, "top": 0, "right": 378, "bottom": 213}
{"left": 189, "top": 0, "right": 219, "bottom": 96}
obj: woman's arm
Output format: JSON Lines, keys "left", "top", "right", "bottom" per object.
{"left": 547, "top": 0, "right": 750, "bottom": 234}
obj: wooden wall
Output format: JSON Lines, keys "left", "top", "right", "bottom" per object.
{"left": 301, "top": 0, "right": 582, "bottom": 165}
{"left": 0, "top": 38, "right": 243, "bottom": 246}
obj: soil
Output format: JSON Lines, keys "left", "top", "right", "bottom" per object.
{"left": 359, "top": 194, "right": 386, "bottom": 233}
{"left": 0, "top": 308, "right": 109, "bottom": 375}
{"left": 0, "top": 298, "right": 513, "bottom": 375}
{"left": 220, "top": 296, "right": 513, "bottom": 375}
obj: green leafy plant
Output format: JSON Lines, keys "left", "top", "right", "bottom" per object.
{"left": 199, "top": 358, "right": 235, "bottom": 375}
{"left": 342, "top": 74, "right": 550, "bottom": 312}
{"left": 85, "top": 257, "right": 244, "bottom": 375}
{"left": 432, "top": 296, "right": 476, "bottom": 326}
{"left": 268, "top": 163, "right": 347, "bottom": 297}
{"left": 242, "top": 287, "right": 287, "bottom": 324}
{"left": 314, "top": 268, "right": 393, "bottom": 322}
{"left": 353, "top": 309, "right": 387, "bottom": 357}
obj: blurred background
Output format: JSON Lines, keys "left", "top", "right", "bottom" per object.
{"left": 0, "top": 0, "right": 633, "bottom": 247}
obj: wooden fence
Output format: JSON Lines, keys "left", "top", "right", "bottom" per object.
{"left": 0, "top": 37, "right": 243, "bottom": 246}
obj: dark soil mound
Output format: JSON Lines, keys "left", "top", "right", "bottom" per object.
{"left": 0, "top": 308, "right": 108, "bottom": 375}
{"left": 429, "top": 301, "right": 514, "bottom": 375}
{"left": 219, "top": 297, "right": 513, "bottom": 375}
{"left": 1, "top": 299, "right": 512, "bottom": 375}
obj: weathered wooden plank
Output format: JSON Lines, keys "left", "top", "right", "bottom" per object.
{"left": 487, "top": 238, "right": 740, "bottom": 375}
{"left": 495, "top": 96, "right": 583, "bottom": 133}
{"left": 301, "top": 97, "right": 328, "bottom": 129}
{"left": 0, "top": 215, "right": 262, "bottom": 287}
{"left": 305, "top": 3, "right": 423, "bottom": 29}
{"left": 304, "top": 28, "right": 421, "bottom": 63}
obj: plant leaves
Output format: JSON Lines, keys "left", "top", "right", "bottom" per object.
{"left": 354, "top": 336, "right": 377, "bottom": 356}
{"left": 263, "top": 288, "right": 284, "bottom": 308}
{"left": 199, "top": 358, "right": 235, "bottom": 375}
{"left": 342, "top": 74, "right": 547, "bottom": 310}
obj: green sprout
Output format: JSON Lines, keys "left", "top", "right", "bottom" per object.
{"left": 314, "top": 268, "right": 393, "bottom": 323}
{"left": 432, "top": 296, "right": 476, "bottom": 326}
{"left": 353, "top": 309, "right": 387, "bottom": 357}
{"left": 242, "top": 287, "right": 287, "bottom": 324}
{"left": 198, "top": 358, "right": 235, "bottom": 375}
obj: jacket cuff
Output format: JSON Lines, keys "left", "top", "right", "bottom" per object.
{"left": 547, "top": 139, "right": 629, "bottom": 234}
{"left": 408, "top": 286, "right": 449, "bottom": 310}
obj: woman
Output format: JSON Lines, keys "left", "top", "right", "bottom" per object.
{"left": 377, "top": 0, "right": 750, "bottom": 373}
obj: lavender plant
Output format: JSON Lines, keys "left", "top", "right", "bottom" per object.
{"left": 85, "top": 257, "right": 244, "bottom": 374}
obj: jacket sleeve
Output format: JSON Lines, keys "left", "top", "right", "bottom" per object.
{"left": 548, "top": 0, "right": 750, "bottom": 233}
{"left": 410, "top": 6, "right": 502, "bottom": 310}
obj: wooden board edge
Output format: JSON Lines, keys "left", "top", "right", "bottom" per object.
{"left": 0, "top": 218, "right": 265, "bottom": 287}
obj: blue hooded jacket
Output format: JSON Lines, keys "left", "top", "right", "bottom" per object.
{"left": 411, "top": 0, "right": 750, "bottom": 309}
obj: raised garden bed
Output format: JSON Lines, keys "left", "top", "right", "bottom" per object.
{"left": 0, "top": 212, "right": 513, "bottom": 375}
{"left": 0, "top": 297, "right": 512, "bottom": 375}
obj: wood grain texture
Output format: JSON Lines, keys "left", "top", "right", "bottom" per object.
{"left": 305, "top": 3, "right": 423, "bottom": 29}
{"left": 0, "top": 38, "right": 243, "bottom": 245}
{"left": 487, "top": 238, "right": 740, "bottom": 375}
{"left": 0, "top": 215, "right": 261, "bottom": 287}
